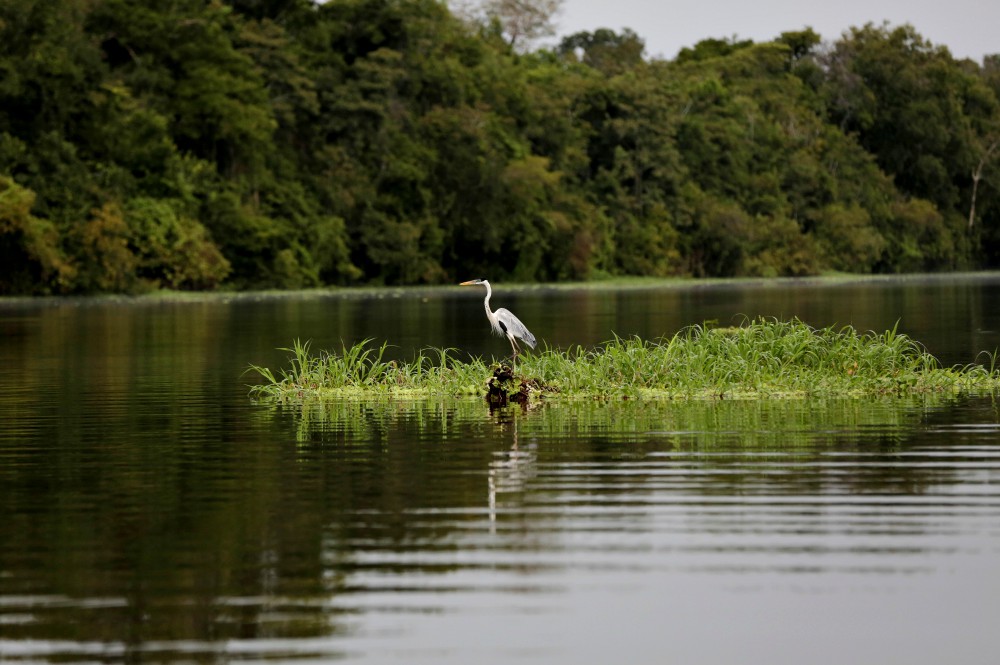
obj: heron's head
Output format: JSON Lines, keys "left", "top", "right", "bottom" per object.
{"left": 459, "top": 279, "right": 487, "bottom": 286}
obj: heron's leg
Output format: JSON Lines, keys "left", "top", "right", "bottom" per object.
{"left": 508, "top": 336, "right": 520, "bottom": 369}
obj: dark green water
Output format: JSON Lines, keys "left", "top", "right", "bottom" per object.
{"left": 3, "top": 275, "right": 1000, "bottom": 663}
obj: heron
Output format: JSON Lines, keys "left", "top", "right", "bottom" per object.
{"left": 459, "top": 279, "right": 537, "bottom": 362}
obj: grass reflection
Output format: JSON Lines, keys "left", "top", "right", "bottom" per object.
{"left": 272, "top": 392, "right": 949, "bottom": 451}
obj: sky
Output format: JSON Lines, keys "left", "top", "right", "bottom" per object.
{"left": 551, "top": 0, "right": 1000, "bottom": 62}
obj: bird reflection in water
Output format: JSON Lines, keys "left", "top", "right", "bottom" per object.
{"left": 488, "top": 410, "right": 537, "bottom": 534}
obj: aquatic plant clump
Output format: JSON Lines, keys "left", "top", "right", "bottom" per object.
{"left": 248, "top": 319, "right": 1000, "bottom": 402}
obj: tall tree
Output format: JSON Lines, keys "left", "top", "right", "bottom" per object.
{"left": 558, "top": 28, "right": 645, "bottom": 76}
{"left": 475, "top": 0, "right": 562, "bottom": 51}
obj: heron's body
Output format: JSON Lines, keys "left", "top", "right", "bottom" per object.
{"left": 460, "top": 279, "right": 536, "bottom": 359}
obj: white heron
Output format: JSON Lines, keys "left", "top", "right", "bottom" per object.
{"left": 459, "top": 279, "right": 537, "bottom": 361}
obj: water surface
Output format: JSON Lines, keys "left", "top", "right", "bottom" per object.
{"left": 2, "top": 275, "right": 1000, "bottom": 663}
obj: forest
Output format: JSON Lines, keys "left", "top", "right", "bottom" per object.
{"left": 2, "top": 0, "right": 1000, "bottom": 294}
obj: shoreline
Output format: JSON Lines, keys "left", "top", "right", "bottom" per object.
{"left": 5, "top": 270, "right": 1000, "bottom": 308}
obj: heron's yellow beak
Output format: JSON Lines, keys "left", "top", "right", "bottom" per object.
{"left": 459, "top": 280, "right": 477, "bottom": 286}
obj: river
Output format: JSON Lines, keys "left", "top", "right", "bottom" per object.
{"left": 2, "top": 274, "right": 1000, "bottom": 663}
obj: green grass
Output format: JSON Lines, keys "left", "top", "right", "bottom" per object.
{"left": 247, "top": 317, "right": 1000, "bottom": 402}
{"left": 248, "top": 340, "right": 491, "bottom": 401}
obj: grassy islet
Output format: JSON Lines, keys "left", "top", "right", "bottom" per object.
{"left": 248, "top": 318, "right": 1000, "bottom": 402}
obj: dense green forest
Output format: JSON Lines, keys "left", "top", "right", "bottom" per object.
{"left": 2, "top": 0, "right": 999, "bottom": 294}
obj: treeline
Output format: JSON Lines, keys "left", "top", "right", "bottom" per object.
{"left": 2, "top": 0, "right": 999, "bottom": 294}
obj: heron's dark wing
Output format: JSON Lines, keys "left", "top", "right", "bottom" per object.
{"left": 494, "top": 308, "right": 537, "bottom": 348}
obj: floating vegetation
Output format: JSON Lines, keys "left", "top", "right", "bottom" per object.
{"left": 248, "top": 318, "right": 1000, "bottom": 403}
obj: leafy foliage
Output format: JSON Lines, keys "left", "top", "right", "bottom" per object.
{"left": 1, "top": 3, "right": 999, "bottom": 294}
{"left": 0, "top": 176, "right": 73, "bottom": 293}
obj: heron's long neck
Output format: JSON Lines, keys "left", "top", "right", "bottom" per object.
{"left": 482, "top": 281, "right": 493, "bottom": 316}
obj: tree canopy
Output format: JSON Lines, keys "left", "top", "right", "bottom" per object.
{"left": 1, "top": 1, "right": 999, "bottom": 294}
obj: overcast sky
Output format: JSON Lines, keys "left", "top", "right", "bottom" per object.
{"left": 551, "top": 0, "right": 1000, "bottom": 62}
